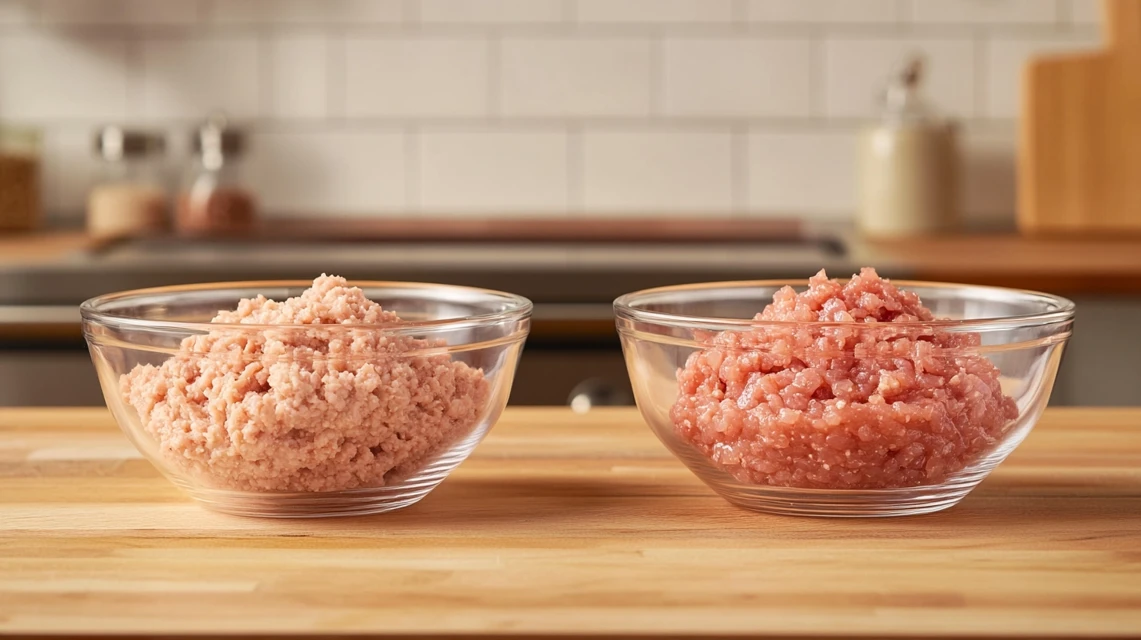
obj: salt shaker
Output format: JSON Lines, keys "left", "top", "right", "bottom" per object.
{"left": 87, "top": 126, "right": 169, "bottom": 240}
{"left": 176, "top": 113, "right": 257, "bottom": 236}
{"left": 857, "top": 56, "right": 960, "bottom": 237}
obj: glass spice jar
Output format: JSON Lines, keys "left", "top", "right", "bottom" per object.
{"left": 175, "top": 113, "right": 257, "bottom": 236}
{"left": 87, "top": 126, "right": 169, "bottom": 240}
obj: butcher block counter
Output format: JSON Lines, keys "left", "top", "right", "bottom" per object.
{"left": 1, "top": 406, "right": 1140, "bottom": 639}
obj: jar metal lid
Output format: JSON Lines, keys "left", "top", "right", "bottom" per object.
{"left": 190, "top": 112, "right": 245, "bottom": 158}
{"left": 94, "top": 126, "right": 166, "bottom": 161}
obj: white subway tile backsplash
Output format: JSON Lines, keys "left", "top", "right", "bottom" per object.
{"left": 419, "top": 0, "right": 563, "bottom": 24}
{"left": 418, "top": 129, "right": 569, "bottom": 214}
{"left": 6, "top": 0, "right": 1106, "bottom": 224}
{"left": 208, "top": 0, "right": 402, "bottom": 24}
{"left": 40, "top": 0, "right": 200, "bottom": 25}
{"left": 824, "top": 37, "right": 976, "bottom": 119}
{"left": 581, "top": 130, "right": 734, "bottom": 214}
{"left": 575, "top": 0, "right": 734, "bottom": 24}
{"left": 42, "top": 128, "right": 103, "bottom": 221}
{"left": 267, "top": 34, "right": 328, "bottom": 120}
{"left": 345, "top": 37, "right": 489, "bottom": 118}
{"left": 748, "top": 0, "right": 899, "bottom": 24}
{"left": 747, "top": 131, "right": 857, "bottom": 218}
{"left": 960, "top": 125, "right": 1016, "bottom": 226}
{"left": 139, "top": 36, "right": 260, "bottom": 120}
{"left": 0, "top": 35, "right": 128, "bottom": 120}
{"left": 0, "top": 0, "right": 36, "bottom": 24}
{"left": 1067, "top": 0, "right": 1101, "bottom": 25}
{"left": 500, "top": 37, "right": 653, "bottom": 117}
{"left": 662, "top": 38, "right": 814, "bottom": 117}
{"left": 908, "top": 0, "right": 1058, "bottom": 25}
{"left": 984, "top": 35, "right": 1100, "bottom": 118}
{"left": 247, "top": 130, "right": 406, "bottom": 216}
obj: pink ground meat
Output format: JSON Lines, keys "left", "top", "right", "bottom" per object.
{"left": 121, "top": 275, "right": 490, "bottom": 492}
{"left": 671, "top": 268, "right": 1017, "bottom": 490}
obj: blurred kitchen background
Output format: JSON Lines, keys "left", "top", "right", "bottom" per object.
{"left": 1, "top": 0, "right": 1138, "bottom": 408}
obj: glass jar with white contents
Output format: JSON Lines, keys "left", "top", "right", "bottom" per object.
{"left": 87, "top": 127, "right": 169, "bottom": 240}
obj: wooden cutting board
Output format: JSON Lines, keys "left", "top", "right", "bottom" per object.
{"left": 2, "top": 406, "right": 1140, "bottom": 639}
{"left": 1019, "top": 0, "right": 1141, "bottom": 234}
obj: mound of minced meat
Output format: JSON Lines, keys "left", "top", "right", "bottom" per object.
{"left": 122, "top": 275, "right": 490, "bottom": 492}
{"left": 672, "top": 268, "right": 1017, "bottom": 490}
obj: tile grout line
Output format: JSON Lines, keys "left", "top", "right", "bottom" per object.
{"left": 973, "top": 31, "right": 987, "bottom": 120}
{"left": 809, "top": 31, "right": 824, "bottom": 119}
{"left": 124, "top": 32, "right": 144, "bottom": 120}
{"left": 649, "top": 33, "right": 663, "bottom": 118}
{"left": 487, "top": 31, "right": 501, "bottom": 119}
{"left": 567, "top": 124, "right": 583, "bottom": 216}
{"left": 326, "top": 28, "right": 346, "bottom": 121}
{"left": 405, "top": 126, "right": 420, "bottom": 214}
{"left": 257, "top": 30, "right": 271, "bottom": 120}
{"left": 732, "top": 125, "right": 747, "bottom": 217}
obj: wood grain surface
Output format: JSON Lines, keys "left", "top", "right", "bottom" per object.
{"left": 1019, "top": 0, "right": 1141, "bottom": 235}
{"left": 1, "top": 407, "right": 1140, "bottom": 639}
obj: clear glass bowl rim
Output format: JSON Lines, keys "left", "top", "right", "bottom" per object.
{"left": 81, "top": 279, "right": 534, "bottom": 335}
{"left": 614, "top": 279, "right": 1076, "bottom": 333}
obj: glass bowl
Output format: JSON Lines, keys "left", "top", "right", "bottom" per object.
{"left": 614, "top": 280, "right": 1074, "bottom": 517}
{"left": 82, "top": 281, "right": 531, "bottom": 518}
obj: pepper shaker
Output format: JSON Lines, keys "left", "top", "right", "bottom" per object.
{"left": 175, "top": 112, "right": 258, "bottom": 236}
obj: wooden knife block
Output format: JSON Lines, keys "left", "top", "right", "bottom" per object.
{"left": 1018, "top": 0, "right": 1141, "bottom": 234}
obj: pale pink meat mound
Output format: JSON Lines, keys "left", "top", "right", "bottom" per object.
{"left": 121, "top": 275, "right": 490, "bottom": 492}
{"left": 672, "top": 268, "right": 1017, "bottom": 490}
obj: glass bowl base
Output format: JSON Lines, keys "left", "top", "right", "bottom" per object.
{"left": 705, "top": 479, "right": 979, "bottom": 518}
{"left": 177, "top": 482, "right": 442, "bottom": 518}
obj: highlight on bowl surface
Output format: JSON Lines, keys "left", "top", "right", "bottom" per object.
{"left": 82, "top": 275, "right": 532, "bottom": 518}
{"left": 614, "top": 268, "right": 1074, "bottom": 517}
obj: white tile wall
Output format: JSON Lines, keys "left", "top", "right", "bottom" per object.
{"left": 908, "top": 0, "right": 1058, "bottom": 25}
{"left": 139, "top": 36, "right": 260, "bottom": 119}
{"left": 0, "top": 0, "right": 36, "bottom": 24}
{"left": 418, "top": 0, "right": 563, "bottom": 24}
{"left": 246, "top": 130, "right": 407, "bottom": 215}
{"left": 575, "top": 0, "right": 734, "bottom": 24}
{"left": 1067, "top": 0, "right": 1102, "bottom": 25}
{"left": 747, "top": 0, "right": 899, "bottom": 24}
{"left": 418, "top": 128, "right": 569, "bottom": 214}
{"left": 0, "top": 35, "right": 129, "bottom": 120}
{"left": 500, "top": 37, "right": 653, "bottom": 117}
{"left": 207, "top": 0, "right": 402, "bottom": 24}
{"left": 582, "top": 129, "right": 734, "bottom": 214}
{"left": 5, "top": 0, "right": 1108, "bottom": 228}
{"left": 824, "top": 37, "right": 976, "bottom": 119}
{"left": 345, "top": 37, "right": 489, "bottom": 118}
{"left": 662, "top": 38, "right": 815, "bottom": 117}
{"left": 984, "top": 35, "right": 1102, "bottom": 118}
{"left": 266, "top": 34, "right": 328, "bottom": 120}
{"left": 747, "top": 131, "right": 857, "bottom": 219}
{"left": 40, "top": 0, "right": 200, "bottom": 25}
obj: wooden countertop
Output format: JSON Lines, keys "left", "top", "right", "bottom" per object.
{"left": 862, "top": 234, "right": 1141, "bottom": 294}
{"left": 2, "top": 406, "right": 1139, "bottom": 639}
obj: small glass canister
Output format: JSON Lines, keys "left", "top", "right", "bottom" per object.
{"left": 175, "top": 113, "right": 257, "bottom": 236}
{"left": 0, "top": 124, "right": 42, "bottom": 233}
{"left": 87, "top": 126, "right": 169, "bottom": 240}
{"left": 857, "top": 56, "right": 960, "bottom": 238}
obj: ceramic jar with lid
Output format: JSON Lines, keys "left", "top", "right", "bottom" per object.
{"left": 176, "top": 113, "right": 258, "bottom": 236}
{"left": 0, "top": 125, "right": 42, "bottom": 233}
{"left": 87, "top": 126, "right": 169, "bottom": 240}
{"left": 857, "top": 56, "right": 960, "bottom": 238}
